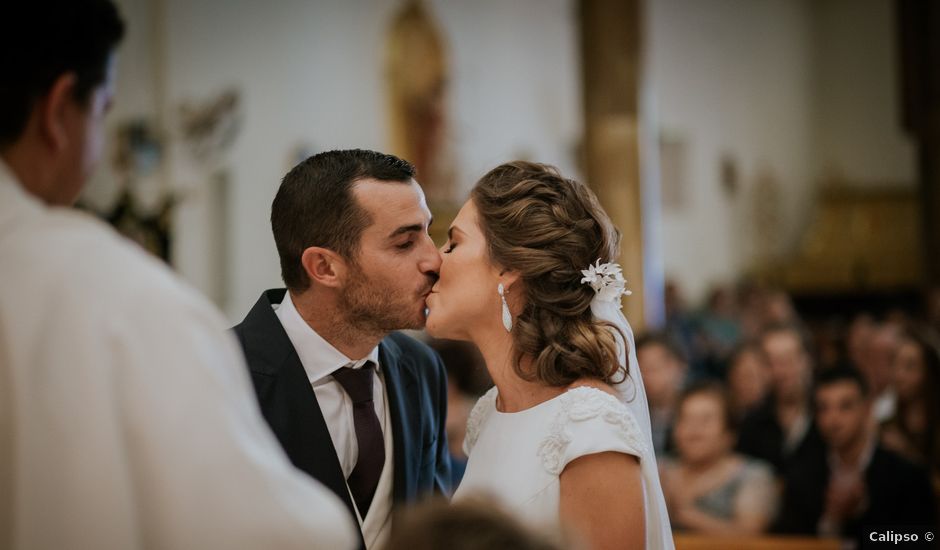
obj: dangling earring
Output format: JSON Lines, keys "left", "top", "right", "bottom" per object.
{"left": 498, "top": 283, "right": 513, "bottom": 332}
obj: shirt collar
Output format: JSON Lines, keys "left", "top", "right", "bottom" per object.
{"left": 274, "top": 291, "right": 380, "bottom": 384}
{"left": 0, "top": 158, "right": 45, "bottom": 233}
{"left": 828, "top": 432, "right": 877, "bottom": 474}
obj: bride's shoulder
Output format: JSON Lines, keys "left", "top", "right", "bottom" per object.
{"left": 538, "top": 384, "right": 649, "bottom": 475}
{"left": 557, "top": 381, "right": 626, "bottom": 414}
{"left": 553, "top": 385, "right": 635, "bottom": 428}
{"left": 463, "top": 386, "right": 499, "bottom": 454}
{"left": 565, "top": 378, "right": 620, "bottom": 396}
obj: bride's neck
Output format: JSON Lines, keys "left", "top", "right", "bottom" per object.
{"left": 473, "top": 327, "right": 563, "bottom": 413}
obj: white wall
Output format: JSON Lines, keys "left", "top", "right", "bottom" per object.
{"left": 100, "top": 0, "right": 581, "bottom": 321}
{"left": 811, "top": 0, "right": 915, "bottom": 186}
{"left": 92, "top": 0, "right": 912, "bottom": 316}
{"left": 646, "top": 0, "right": 816, "bottom": 301}
{"left": 83, "top": 0, "right": 161, "bottom": 211}
{"left": 439, "top": 0, "right": 582, "bottom": 185}
{"left": 644, "top": 0, "right": 912, "bottom": 303}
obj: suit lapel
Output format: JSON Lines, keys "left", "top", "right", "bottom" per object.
{"left": 380, "top": 338, "right": 420, "bottom": 503}
{"left": 236, "top": 290, "right": 358, "bottom": 525}
{"left": 279, "top": 350, "right": 356, "bottom": 517}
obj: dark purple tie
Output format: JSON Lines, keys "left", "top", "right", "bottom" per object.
{"left": 331, "top": 361, "right": 385, "bottom": 517}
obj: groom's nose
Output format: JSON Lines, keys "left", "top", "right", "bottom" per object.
{"left": 418, "top": 233, "right": 442, "bottom": 277}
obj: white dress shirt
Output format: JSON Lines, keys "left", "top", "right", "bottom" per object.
{"left": 275, "top": 293, "right": 394, "bottom": 550}
{"left": 818, "top": 435, "right": 877, "bottom": 536}
{"left": 872, "top": 389, "right": 897, "bottom": 423}
{"left": 0, "top": 161, "right": 356, "bottom": 550}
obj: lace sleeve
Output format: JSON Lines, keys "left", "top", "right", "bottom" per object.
{"left": 537, "top": 387, "right": 649, "bottom": 475}
{"left": 463, "top": 386, "right": 498, "bottom": 456}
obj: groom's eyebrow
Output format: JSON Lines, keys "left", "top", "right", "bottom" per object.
{"left": 387, "top": 217, "right": 433, "bottom": 240}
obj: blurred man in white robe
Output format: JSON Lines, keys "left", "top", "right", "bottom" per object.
{"left": 0, "top": 2, "right": 355, "bottom": 549}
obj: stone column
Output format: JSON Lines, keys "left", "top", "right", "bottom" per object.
{"left": 579, "top": 0, "right": 648, "bottom": 328}
{"left": 898, "top": 0, "right": 940, "bottom": 285}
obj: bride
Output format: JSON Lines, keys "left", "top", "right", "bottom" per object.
{"left": 425, "top": 161, "right": 673, "bottom": 549}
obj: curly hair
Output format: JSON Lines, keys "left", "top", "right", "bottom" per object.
{"left": 471, "top": 161, "right": 626, "bottom": 387}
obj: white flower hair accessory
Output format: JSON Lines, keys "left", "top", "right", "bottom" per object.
{"left": 580, "top": 259, "right": 632, "bottom": 303}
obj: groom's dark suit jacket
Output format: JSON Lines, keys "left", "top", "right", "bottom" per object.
{"left": 233, "top": 289, "right": 451, "bottom": 545}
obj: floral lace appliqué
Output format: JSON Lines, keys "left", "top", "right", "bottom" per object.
{"left": 463, "top": 386, "right": 498, "bottom": 455}
{"left": 536, "top": 386, "right": 648, "bottom": 475}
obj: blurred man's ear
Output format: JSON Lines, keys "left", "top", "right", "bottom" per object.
{"left": 301, "top": 247, "right": 349, "bottom": 290}
{"left": 39, "top": 73, "right": 79, "bottom": 153}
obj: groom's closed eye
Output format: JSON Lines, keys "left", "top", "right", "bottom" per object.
{"left": 388, "top": 221, "right": 431, "bottom": 251}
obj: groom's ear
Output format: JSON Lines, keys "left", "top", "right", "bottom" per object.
{"left": 300, "top": 246, "right": 347, "bottom": 289}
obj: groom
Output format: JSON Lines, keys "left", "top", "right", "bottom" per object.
{"left": 233, "top": 149, "right": 451, "bottom": 549}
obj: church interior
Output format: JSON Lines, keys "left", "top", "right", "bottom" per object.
{"left": 77, "top": 0, "right": 940, "bottom": 547}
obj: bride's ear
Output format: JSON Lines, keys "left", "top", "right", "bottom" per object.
{"left": 498, "top": 269, "right": 522, "bottom": 292}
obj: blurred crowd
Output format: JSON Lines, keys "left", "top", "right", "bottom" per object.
{"left": 435, "top": 282, "right": 940, "bottom": 546}
{"left": 641, "top": 282, "right": 940, "bottom": 544}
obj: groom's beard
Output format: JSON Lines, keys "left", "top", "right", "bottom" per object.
{"left": 340, "top": 265, "right": 430, "bottom": 334}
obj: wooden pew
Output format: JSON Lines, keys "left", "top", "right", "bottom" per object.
{"left": 673, "top": 533, "right": 842, "bottom": 550}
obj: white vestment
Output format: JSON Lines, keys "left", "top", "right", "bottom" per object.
{"left": 0, "top": 161, "right": 356, "bottom": 550}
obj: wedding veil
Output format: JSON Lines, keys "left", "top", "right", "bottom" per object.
{"left": 583, "top": 261, "right": 675, "bottom": 549}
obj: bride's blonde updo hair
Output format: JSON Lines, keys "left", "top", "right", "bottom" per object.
{"left": 471, "top": 161, "right": 626, "bottom": 387}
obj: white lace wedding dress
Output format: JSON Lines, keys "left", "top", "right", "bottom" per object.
{"left": 455, "top": 385, "right": 674, "bottom": 549}
{"left": 454, "top": 265, "right": 673, "bottom": 548}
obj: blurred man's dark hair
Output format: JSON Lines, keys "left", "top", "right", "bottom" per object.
{"left": 814, "top": 364, "right": 869, "bottom": 398}
{"left": 1, "top": 0, "right": 125, "bottom": 147}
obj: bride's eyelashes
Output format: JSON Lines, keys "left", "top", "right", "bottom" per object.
{"left": 443, "top": 241, "right": 457, "bottom": 254}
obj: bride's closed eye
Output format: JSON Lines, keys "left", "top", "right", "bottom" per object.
{"left": 443, "top": 241, "right": 457, "bottom": 254}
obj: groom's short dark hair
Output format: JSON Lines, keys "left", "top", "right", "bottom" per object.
{"left": 271, "top": 149, "right": 416, "bottom": 291}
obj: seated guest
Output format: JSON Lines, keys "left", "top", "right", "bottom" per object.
{"left": 694, "top": 286, "right": 742, "bottom": 379}
{"left": 881, "top": 327, "right": 940, "bottom": 499}
{"left": 664, "top": 279, "right": 697, "bottom": 369}
{"left": 737, "top": 323, "right": 825, "bottom": 476}
{"left": 776, "top": 366, "right": 937, "bottom": 543}
{"left": 845, "top": 313, "right": 876, "bottom": 371}
{"left": 382, "top": 497, "right": 566, "bottom": 550}
{"left": 862, "top": 324, "right": 901, "bottom": 422}
{"left": 761, "top": 290, "right": 799, "bottom": 328}
{"left": 661, "top": 382, "right": 778, "bottom": 535}
{"left": 637, "top": 332, "right": 689, "bottom": 455}
{"left": 727, "top": 343, "right": 771, "bottom": 422}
